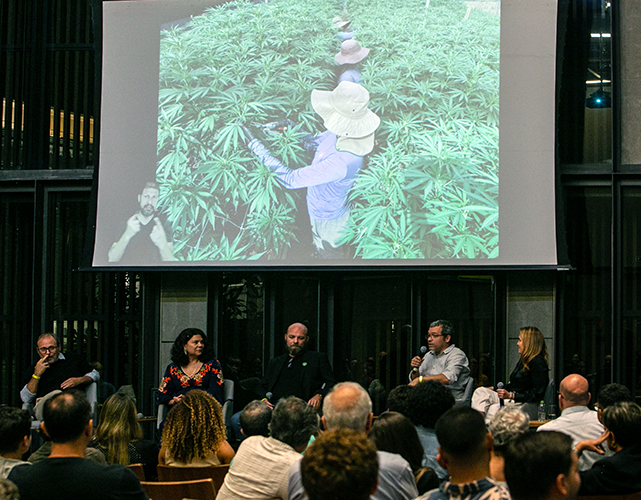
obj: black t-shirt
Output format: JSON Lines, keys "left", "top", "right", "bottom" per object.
{"left": 8, "top": 457, "right": 148, "bottom": 500}
{"left": 115, "top": 214, "right": 173, "bottom": 265}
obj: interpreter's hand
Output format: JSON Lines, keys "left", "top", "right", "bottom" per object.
{"left": 149, "top": 218, "right": 167, "bottom": 248}
{"left": 576, "top": 430, "right": 609, "bottom": 455}
{"left": 496, "top": 388, "right": 510, "bottom": 399}
{"left": 410, "top": 356, "right": 423, "bottom": 369}
{"left": 60, "top": 377, "right": 84, "bottom": 390}
{"left": 169, "top": 395, "right": 184, "bottom": 406}
{"left": 34, "top": 357, "right": 51, "bottom": 377}
{"left": 308, "top": 394, "right": 322, "bottom": 410}
{"left": 125, "top": 215, "right": 142, "bottom": 237}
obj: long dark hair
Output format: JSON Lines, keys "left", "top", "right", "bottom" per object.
{"left": 369, "top": 411, "right": 424, "bottom": 472}
{"left": 170, "top": 328, "right": 215, "bottom": 366}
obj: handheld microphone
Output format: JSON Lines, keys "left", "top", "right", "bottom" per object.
{"left": 497, "top": 382, "right": 504, "bottom": 406}
{"left": 265, "top": 392, "right": 273, "bottom": 402}
{"left": 412, "top": 346, "right": 429, "bottom": 373}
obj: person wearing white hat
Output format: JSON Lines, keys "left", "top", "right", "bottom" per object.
{"left": 335, "top": 40, "right": 370, "bottom": 84}
{"left": 244, "top": 81, "right": 380, "bottom": 259}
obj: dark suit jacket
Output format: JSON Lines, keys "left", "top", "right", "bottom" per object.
{"left": 257, "top": 350, "right": 335, "bottom": 402}
{"left": 579, "top": 442, "right": 641, "bottom": 495}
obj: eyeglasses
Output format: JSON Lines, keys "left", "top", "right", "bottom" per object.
{"left": 427, "top": 334, "right": 443, "bottom": 340}
{"left": 38, "top": 346, "right": 58, "bottom": 354}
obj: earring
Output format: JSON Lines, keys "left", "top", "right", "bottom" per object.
{"left": 184, "top": 348, "right": 188, "bottom": 355}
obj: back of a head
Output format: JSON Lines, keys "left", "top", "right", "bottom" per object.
{"left": 323, "top": 382, "right": 372, "bottom": 431}
{"left": 386, "top": 384, "right": 414, "bottom": 417}
{"left": 0, "top": 407, "right": 31, "bottom": 455}
{"left": 435, "top": 406, "right": 487, "bottom": 462}
{"left": 503, "top": 431, "right": 573, "bottom": 500}
{"left": 560, "top": 374, "right": 590, "bottom": 406}
{"left": 95, "top": 392, "right": 142, "bottom": 464}
{"left": 408, "top": 380, "right": 455, "bottom": 428}
{"left": 270, "top": 397, "right": 319, "bottom": 449}
{"left": 601, "top": 401, "right": 641, "bottom": 448}
{"left": 240, "top": 400, "right": 272, "bottom": 438}
{"left": 369, "top": 411, "right": 424, "bottom": 472}
{"left": 42, "top": 391, "right": 91, "bottom": 443}
{"left": 163, "top": 389, "right": 226, "bottom": 463}
{"left": 301, "top": 428, "right": 378, "bottom": 500}
{"left": 597, "top": 383, "right": 633, "bottom": 409}
{"left": 488, "top": 406, "right": 529, "bottom": 455}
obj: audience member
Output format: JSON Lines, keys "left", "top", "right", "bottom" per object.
{"left": 386, "top": 384, "right": 414, "bottom": 417}
{"left": 217, "top": 397, "right": 318, "bottom": 500}
{"left": 407, "top": 380, "right": 455, "bottom": 480}
{"left": 239, "top": 400, "right": 272, "bottom": 438}
{"left": 595, "top": 383, "right": 633, "bottom": 416}
{"left": 0, "top": 479, "right": 20, "bottom": 500}
{"left": 416, "top": 406, "right": 510, "bottom": 500}
{"left": 27, "top": 432, "right": 105, "bottom": 465}
{"left": 289, "top": 382, "right": 418, "bottom": 500}
{"left": 504, "top": 431, "right": 580, "bottom": 500}
{"left": 301, "top": 429, "right": 379, "bottom": 500}
{"left": 7, "top": 391, "right": 147, "bottom": 500}
{"left": 408, "top": 320, "right": 471, "bottom": 404}
{"left": 0, "top": 408, "right": 31, "bottom": 479}
{"left": 91, "top": 393, "right": 158, "bottom": 480}
{"left": 577, "top": 401, "right": 641, "bottom": 495}
{"left": 159, "top": 389, "right": 234, "bottom": 466}
{"left": 487, "top": 406, "right": 529, "bottom": 484}
{"left": 537, "top": 374, "right": 606, "bottom": 470}
{"left": 370, "top": 411, "right": 439, "bottom": 494}
{"left": 20, "top": 333, "right": 98, "bottom": 416}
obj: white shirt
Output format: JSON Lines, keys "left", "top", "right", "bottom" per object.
{"left": 410, "top": 344, "right": 470, "bottom": 401}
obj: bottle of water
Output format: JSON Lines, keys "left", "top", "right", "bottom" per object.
{"left": 538, "top": 400, "right": 546, "bottom": 422}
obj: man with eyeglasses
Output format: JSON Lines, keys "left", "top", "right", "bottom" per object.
{"left": 408, "top": 320, "right": 470, "bottom": 403}
{"left": 20, "top": 334, "right": 99, "bottom": 416}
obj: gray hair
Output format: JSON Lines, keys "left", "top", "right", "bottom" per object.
{"left": 489, "top": 406, "right": 529, "bottom": 450}
{"left": 269, "top": 397, "right": 320, "bottom": 449}
{"left": 429, "top": 320, "right": 454, "bottom": 341}
{"left": 323, "top": 382, "right": 372, "bottom": 431}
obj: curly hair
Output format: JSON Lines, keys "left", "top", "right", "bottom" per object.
{"left": 386, "top": 384, "right": 414, "bottom": 417}
{"left": 301, "top": 429, "right": 378, "bottom": 500}
{"left": 519, "top": 327, "right": 548, "bottom": 372}
{"left": 407, "top": 380, "right": 455, "bottom": 428}
{"left": 170, "top": 328, "right": 215, "bottom": 366}
{"left": 162, "top": 389, "right": 226, "bottom": 464}
{"left": 95, "top": 393, "right": 143, "bottom": 465}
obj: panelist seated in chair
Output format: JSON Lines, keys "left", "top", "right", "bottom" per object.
{"left": 157, "top": 328, "right": 224, "bottom": 409}
{"left": 20, "top": 333, "right": 99, "bottom": 416}
{"left": 159, "top": 390, "right": 234, "bottom": 467}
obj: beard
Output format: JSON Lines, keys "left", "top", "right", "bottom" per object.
{"left": 288, "top": 344, "right": 305, "bottom": 357}
{"left": 140, "top": 204, "right": 156, "bottom": 217}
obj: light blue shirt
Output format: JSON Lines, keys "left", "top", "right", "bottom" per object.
{"left": 249, "top": 131, "right": 363, "bottom": 221}
{"left": 416, "top": 425, "right": 448, "bottom": 480}
{"left": 411, "top": 344, "right": 470, "bottom": 401}
{"left": 287, "top": 450, "right": 418, "bottom": 500}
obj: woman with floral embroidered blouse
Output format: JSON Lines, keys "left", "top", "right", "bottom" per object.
{"left": 156, "top": 328, "right": 224, "bottom": 407}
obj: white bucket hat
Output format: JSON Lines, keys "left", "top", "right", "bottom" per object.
{"left": 311, "top": 81, "right": 380, "bottom": 139}
{"left": 335, "top": 40, "right": 370, "bottom": 65}
{"left": 336, "top": 133, "right": 376, "bottom": 156}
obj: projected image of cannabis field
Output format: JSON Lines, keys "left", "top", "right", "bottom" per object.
{"left": 157, "top": 0, "right": 500, "bottom": 262}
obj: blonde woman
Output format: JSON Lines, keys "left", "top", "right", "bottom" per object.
{"left": 473, "top": 327, "right": 549, "bottom": 421}
{"left": 93, "top": 393, "right": 158, "bottom": 479}
{"left": 159, "top": 389, "right": 234, "bottom": 466}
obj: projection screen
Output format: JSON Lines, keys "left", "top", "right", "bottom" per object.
{"left": 92, "top": 0, "right": 558, "bottom": 267}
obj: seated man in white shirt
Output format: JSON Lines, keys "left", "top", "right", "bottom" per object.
{"left": 537, "top": 374, "right": 609, "bottom": 470}
{"left": 409, "top": 320, "right": 470, "bottom": 402}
